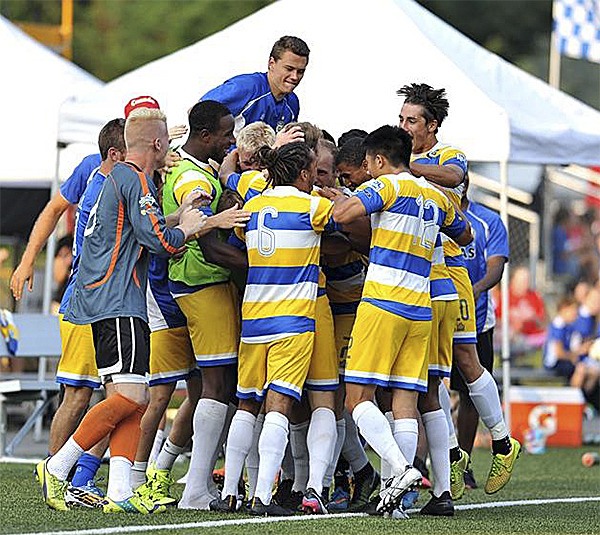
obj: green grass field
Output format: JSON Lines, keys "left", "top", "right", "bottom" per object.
{"left": 1, "top": 447, "right": 599, "bottom": 535}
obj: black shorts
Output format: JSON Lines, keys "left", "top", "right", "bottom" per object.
{"left": 450, "top": 328, "right": 494, "bottom": 393}
{"left": 92, "top": 317, "right": 150, "bottom": 379}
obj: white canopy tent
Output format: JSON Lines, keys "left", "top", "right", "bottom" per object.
{"left": 0, "top": 16, "right": 103, "bottom": 188}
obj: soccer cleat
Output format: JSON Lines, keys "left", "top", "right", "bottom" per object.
{"left": 209, "top": 495, "right": 238, "bottom": 513}
{"left": 102, "top": 494, "right": 166, "bottom": 514}
{"left": 377, "top": 466, "right": 421, "bottom": 514}
{"left": 212, "top": 467, "right": 225, "bottom": 488}
{"left": 450, "top": 448, "right": 469, "bottom": 500}
{"left": 302, "top": 487, "right": 329, "bottom": 514}
{"left": 272, "top": 478, "right": 293, "bottom": 506}
{"left": 65, "top": 481, "right": 105, "bottom": 509}
{"left": 138, "top": 464, "right": 177, "bottom": 506}
{"left": 419, "top": 491, "right": 454, "bottom": 516}
{"left": 326, "top": 486, "right": 350, "bottom": 512}
{"left": 464, "top": 464, "right": 478, "bottom": 489}
{"left": 36, "top": 458, "right": 68, "bottom": 511}
{"left": 249, "top": 497, "right": 295, "bottom": 516}
{"left": 348, "top": 468, "right": 380, "bottom": 512}
{"left": 485, "top": 438, "right": 521, "bottom": 494}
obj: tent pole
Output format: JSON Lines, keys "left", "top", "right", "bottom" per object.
{"left": 499, "top": 159, "right": 511, "bottom": 431}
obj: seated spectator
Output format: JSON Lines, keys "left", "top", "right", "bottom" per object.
{"left": 543, "top": 295, "right": 579, "bottom": 379}
{"left": 570, "top": 286, "right": 600, "bottom": 410}
{"left": 496, "top": 265, "right": 546, "bottom": 355}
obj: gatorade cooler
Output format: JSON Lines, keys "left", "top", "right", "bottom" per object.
{"left": 509, "top": 386, "right": 585, "bottom": 447}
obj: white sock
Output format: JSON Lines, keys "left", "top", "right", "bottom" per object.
{"left": 47, "top": 437, "right": 84, "bottom": 480}
{"left": 323, "top": 418, "right": 346, "bottom": 488}
{"left": 342, "top": 410, "right": 369, "bottom": 473}
{"left": 393, "top": 418, "right": 418, "bottom": 465}
{"left": 179, "top": 398, "right": 228, "bottom": 509}
{"left": 438, "top": 382, "right": 459, "bottom": 449}
{"left": 245, "top": 413, "right": 265, "bottom": 499}
{"left": 155, "top": 438, "right": 185, "bottom": 471}
{"left": 208, "top": 403, "right": 236, "bottom": 498}
{"left": 148, "top": 428, "right": 165, "bottom": 465}
{"left": 467, "top": 369, "right": 508, "bottom": 439}
{"left": 290, "top": 421, "right": 309, "bottom": 493}
{"left": 380, "top": 411, "right": 395, "bottom": 483}
{"left": 306, "top": 407, "right": 337, "bottom": 494}
{"left": 222, "top": 410, "right": 256, "bottom": 498}
{"left": 107, "top": 456, "right": 133, "bottom": 502}
{"left": 131, "top": 461, "right": 147, "bottom": 490}
{"left": 255, "top": 411, "right": 289, "bottom": 505}
{"left": 352, "top": 401, "right": 408, "bottom": 476}
{"left": 422, "top": 409, "right": 450, "bottom": 496}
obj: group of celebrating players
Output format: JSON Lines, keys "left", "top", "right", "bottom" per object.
{"left": 11, "top": 35, "right": 519, "bottom": 519}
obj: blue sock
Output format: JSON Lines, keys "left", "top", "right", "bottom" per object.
{"left": 71, "top": 453, "right": 102, "bottom": 487}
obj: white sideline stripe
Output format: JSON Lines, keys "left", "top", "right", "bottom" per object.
{"left": 7, "top": 496, "right": 600, "bottom": 535}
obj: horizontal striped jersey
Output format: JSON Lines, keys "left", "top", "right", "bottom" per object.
{"left": 430, "top": 235, "right": 458, "bottom": 301}
{"left": 354, "top": 172, "right": 467, "bottom": 321}
{"left": 232, "top": 186, "right": 335, "bottom": 343}
{"left": 226, "top": 169, "right": 328, "bottom": 295}
{"left": 411, "top": 141, "right": 468, "bottom": 207}
{"left": 322, "top": 250, "right": 367, "bottom": 315}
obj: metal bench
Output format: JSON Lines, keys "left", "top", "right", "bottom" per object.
{"left": 0, "top": 313, "right": 61, "bottom": 457}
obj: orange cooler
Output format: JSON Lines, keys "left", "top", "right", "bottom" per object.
{"left": 509, "top": 386, "right": 585, "bottom": 447}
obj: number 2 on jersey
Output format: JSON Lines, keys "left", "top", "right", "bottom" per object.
{"left": 414, "top": 194, "right": 440, "bottom": 249}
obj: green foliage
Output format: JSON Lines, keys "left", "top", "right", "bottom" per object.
{"left": 74, "top": 0, "right": 271, "bottom": 81}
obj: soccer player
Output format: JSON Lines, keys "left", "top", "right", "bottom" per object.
{"left": 201, "top": 36, "right": 310, "bottom": 135}
{"left": 36, "top": 107, "right": 208, "bottom": 513}
{"left": 325, "top": 125, "right": 472, "bottom": 514}
{"left": 398, "top": 82, "right": 520, "bottom": 497}
{"left": 452, "top": 174, "right": 509, "bottom": 489}
{"left": 335, "top": 137, "right": 370, "bottom": 192}
{"left": 210, "top": 142, "right": 336, "bottom": 516}
{"left": 162, "top": 100, "right": 242, "bottom": 511}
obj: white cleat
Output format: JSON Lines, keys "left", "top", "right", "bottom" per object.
{"left": 377, "top": 466, "right": 422, "bottom": 514}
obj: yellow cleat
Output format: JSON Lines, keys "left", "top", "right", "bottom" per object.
{"left": 450, "top": 449, "right": 469, "bottom": 500}
{"left": 485, "top": 438, "right": 521, "bottom": 494}
{"left": 102, "top": 494, "right": 166, "bottom": 514}
{"left": 142, "top": 463, "right": 177, "bottom": 506}
{"left": 35, "top": 458, "right": 68, "bottom": 511}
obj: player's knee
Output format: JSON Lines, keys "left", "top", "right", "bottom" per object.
{"left": 62, "top": 386, "right": 93, "bottom": 413}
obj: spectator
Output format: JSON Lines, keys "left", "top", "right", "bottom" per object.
{"left": 496, "top": 265, "right": 546, "bottom": 356}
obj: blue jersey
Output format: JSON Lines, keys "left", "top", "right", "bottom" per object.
{"left": 571, "top": 306, "right": 597, "bottom": 358}
{"left": 543, "top": 316, "right": 573, "bottom": 369}
{"left": 59, "top": 168, "right": 106, "bottom": 314}
{"left": 147, "top": 255, "right": 187, "bottom": 332}
{"left": 201, "top": 72, "right": 299, "bottom": 134}
{"left": 59, "top": 154, "right": 101, "bottom": 204}
{"left": 462, "top": 201, "right": 509, "bottom": 334}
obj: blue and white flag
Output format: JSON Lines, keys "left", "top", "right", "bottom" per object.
{"left": 553, "top": 0, "right": 600, "bottom": 63}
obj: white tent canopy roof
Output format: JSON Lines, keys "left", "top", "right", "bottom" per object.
{"left": 58, "top": 0, "right": 600, "bottom": 166}
{"left": 0, "top": 16, "right": 103, "bottom": 186}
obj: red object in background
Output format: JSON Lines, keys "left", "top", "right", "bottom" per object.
{"left": 585, "top": 166, "right": 600, "bottom": 209}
